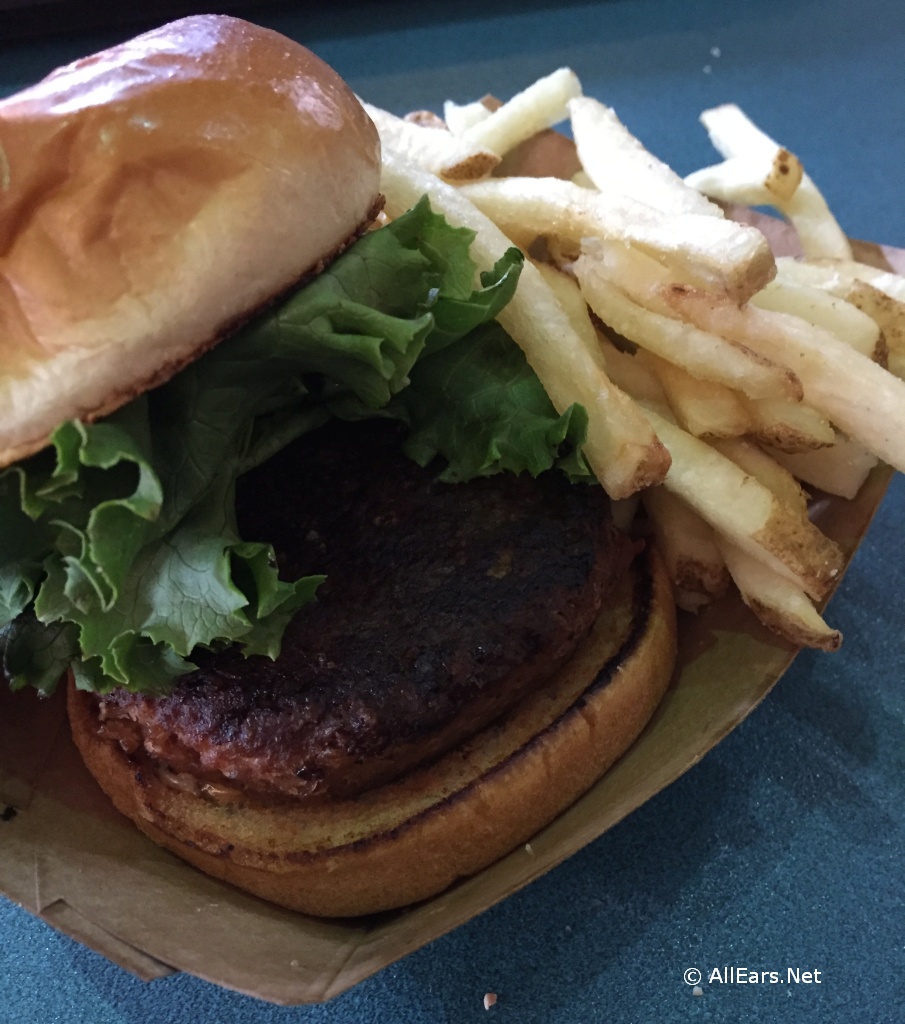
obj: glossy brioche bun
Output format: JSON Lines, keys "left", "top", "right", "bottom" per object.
{"left": 0, "top": 15, "right": 381, "bottom": 468}
{"left": 68, "top": 546, "right": 676, "bottom": 918}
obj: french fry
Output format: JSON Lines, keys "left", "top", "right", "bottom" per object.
{"left": 698, "top": 102, "right": 786, "bottom": 161}
{"left": 574, "top": 248, "right": 802, "bottom": 401}
{"left": 378, "top": 147, "right": 670, "bottom": 499}
{"left": 708, "top": 437, "right": 809, "bottom": 514}
{"left": 533, "top": 261, "right": 599, "bottom": 353}
{"left": 457, "top": 176, "right": 776, "bottom": 302}
{"left": 767, "top": 434, "right": 879, "bottom": 500}
{"left": 775, "top": 258, "right": 905, "bottom": 377}
{"left": 459, "top": 68, "right": 582, "bottom": 157}
{"left": 443, "top": 97, "right": 492, "bottom": 136}
{"left": 838, "top": 281, "right": 904, "bottom": 375}
{"left": 611, "top": 363, "right": 840, "bottom": 622}
{"left": 762, "top": 147, "right": 804, "bottom": 201}
{"left": 682, "top": 166, "right": 774, "bottom": 210}
{"left": 596, "top": 335, "right": 669, "bottom": 406}
{"left": 660, "top": 283, "right": 905, "bottom": 472}
{"left": 642, "top": 486, "right": 730, "bottom": 612}
{"left": 776, "top": 254, "right": 905, "bottom": 302}
{"left": 716, "top": 539, "right": 842, "bottom": 651}
{"left": 685, "top": 147, "right": 803, "bottom": 206}
{"left": 610, "top": 495, "right": 642, "bottom": 534}
{"left": 750, "top": 277, "right": 884, "bottom": 362}
{"left": 740, "top": 394, "right": 836, "bottom": 452}
{"left": 569, "top": 96, "right": 721, "bottom": 217}
{"left": 693, "top": 104, "right": 852, "bottom": 260}
{"left": 362, "top": 101, "right": 500, "bottom": 181}
{"left": 638, "top": 404, "right": 844, "bottom": 602}
{"left": 647, "top": 353, "right": 751, "bottom": 439}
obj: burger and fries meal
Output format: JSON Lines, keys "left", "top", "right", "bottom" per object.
{"left": 1, "top": 15, "right": 902, "bottom": 917}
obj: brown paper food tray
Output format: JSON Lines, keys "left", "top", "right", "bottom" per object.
{"left": 0, "top": 224, "right": 898, "bottom": 1005}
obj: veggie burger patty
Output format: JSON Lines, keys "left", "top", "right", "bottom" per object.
{"left": 91, "top": 422, "right": 632, "bottom": 804}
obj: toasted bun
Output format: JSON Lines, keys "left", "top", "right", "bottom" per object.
{"left": 68, "top": 546, "right": 676, "bottom": 918}
{"left": 0, "top": 16, "right": 381, "bottom": 468}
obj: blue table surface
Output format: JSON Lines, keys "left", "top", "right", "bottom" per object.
{"left": 1, "top": 2, "right": 903, "bottom": 1022}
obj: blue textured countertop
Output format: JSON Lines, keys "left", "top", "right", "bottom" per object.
{"left": 2, "top": 2, "right": 903, "bottom": 1022}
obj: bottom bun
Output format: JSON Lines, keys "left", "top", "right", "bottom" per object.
{"left": 68, "top": 545, "right": 676, "bottom": 918}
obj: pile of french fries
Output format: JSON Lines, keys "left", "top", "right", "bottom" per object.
{"left": 362, "top": 70, "right": 905, "bottom": 652}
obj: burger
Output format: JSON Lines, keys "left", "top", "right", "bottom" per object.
{"left": 0, "top": 15, "right": 677, "bottom": 917}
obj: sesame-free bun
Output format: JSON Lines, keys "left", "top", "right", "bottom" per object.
{"left": 0, "top": 15, "right": 381, "bottom": 468}
{"left": 68, "top": 546, "right": 676, "bottom": 918}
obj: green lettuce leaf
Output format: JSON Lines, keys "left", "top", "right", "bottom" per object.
{"left": 0, "top": 470, "right": 52, "bottom": 629}
{"left": 0, "top": 615, "right": 79, "bottom": 696}
{"left": 399, "top": 320, "right": 592, "bottom": 482}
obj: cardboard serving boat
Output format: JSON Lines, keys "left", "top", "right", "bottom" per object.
{"left": 0, "top": 171, "right": 898, "bottom": 1001}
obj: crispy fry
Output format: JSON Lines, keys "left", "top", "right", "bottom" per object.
{"left": 717, "top": 539, "right": 842, "bottom": 651}
{"left": 837, "top": 284, "right": 902, "bottom": 373}
{"left": 362, "top": 101, "right": 500, "bottom": 181}
{"left": 767, "top": 434, "right": 879, "bottom": 500}
{"left": 460, "top": 68, "right": 582, "bottom": 157}
{"left": 443, "top": 98, "right": 492, "bottom": 136}
{"left": 457, "top": 176, "right": 776, "bottom": 302}
{"left": 533, "top": 261, "right": 599, "bottom": 352}
{"left": 763, "top": 147, "right": 805, "bottom": 201}
{"left": 751, "top": 277, "right": 884, "bottom": 362}
{"left": 647, "top": 353, "right": 751, "bottom": 439}
{"left": 638, "top": 404, "right": 844, "bottom": 602}
{"left": 708, "top": 437, "right": 809, "bottom": 514}
{"left": 777, "top": 254, "right": 905, "bottom": 302}
{"left": 776, "top": 258, "right": 905, "bottom": 376}
{"left": 596, "top": 335, "right": 669, "bottom": 406}
{"left": 840, "top": 281, "right": 904, "bottom": 373}
{"left": 685, "top": 147, "right": 803, "bottom": 205}
{"left": 660, "top": 283, "right": 905, "bottom": 472}
{"left": 740, "top": 395, "right": 836, "bottom": 453}
{"left": 694, "top": 104, "right": 852, "bottom": 260}
{"left": 570, "top": 96, "right": 721, "bottom": 217}
{"left": 574, "top": 247, "right": 802, "bottom": 401}
{"left": 642, "top": 486, "right": 730, "bottom": 612}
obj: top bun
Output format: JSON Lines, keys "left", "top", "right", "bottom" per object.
{"left": 0, "top": 16, "right": 381, "bottom": 468}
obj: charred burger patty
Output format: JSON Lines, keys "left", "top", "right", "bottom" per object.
{"left": 90, "top": 421, "right": 631, "bottom": 803}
